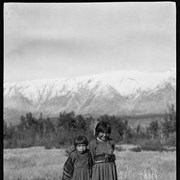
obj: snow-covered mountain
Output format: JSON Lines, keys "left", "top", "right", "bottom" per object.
{"left": 4, "top": 69, "right": 176, "bottom": 124}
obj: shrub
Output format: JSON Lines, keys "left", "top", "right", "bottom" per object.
{"left": 53, "top": 143, "right": 63, "bottom": 149}
{"left": 129, "top": 146, "right": 142, "bottom": 152}
{"left": 115, "top": 145, "right": 125, "bottom": 152}
{"left": 44, "top": 140, "right": 54, "bottom": 149}
{"left": 44, "top": 143, "right": 53, "bottom": 149}
{"left": 16, "top": 140, "right": 32, "bottom": 148}
{"left": 164, "top": 132, "right": 176, "bottom": 147}
{"left": 138, "top": 139, "right": 164, "bottom": 151}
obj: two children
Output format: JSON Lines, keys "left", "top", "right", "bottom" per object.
{"left": 62, "top": 121, "right": 118, "bottom": 180}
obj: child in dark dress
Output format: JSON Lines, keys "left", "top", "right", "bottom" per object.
{"left": 62, "top": 136, "right": 93, "bottom": 180}
{"left": 88, "top": 121, "right": 118, "bottom": 180}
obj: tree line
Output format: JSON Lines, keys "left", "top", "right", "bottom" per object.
{"left": 3, "top": 104, "right": 176, "bottom": 150}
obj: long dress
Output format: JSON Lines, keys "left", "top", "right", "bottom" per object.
{"left": 62, "top": 149, "right": 93, "bottom": 180}
{"left": 88, "top": 138, "right": 118, "bottom": 180}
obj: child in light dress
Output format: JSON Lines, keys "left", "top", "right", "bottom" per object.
{"left": 88, "top": 121, "right": 118, "bottom": 180}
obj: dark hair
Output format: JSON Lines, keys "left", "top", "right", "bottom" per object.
{"left": 95, "top": 121, "right": 111, "bottom": 136}
{"left": 74, "top": 135, "right": 88, "bottom": 147}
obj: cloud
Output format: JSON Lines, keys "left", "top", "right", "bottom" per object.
{"left": 4, "top": 2, "right": 176, "bottom": 82}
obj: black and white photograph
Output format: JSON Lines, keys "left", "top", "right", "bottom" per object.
{"left": 4, "top": 2, "right": 176, "bottom": 180}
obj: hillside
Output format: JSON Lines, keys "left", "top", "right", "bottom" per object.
{"left": 4, "top": 69, "right": 176, "bottom": 124}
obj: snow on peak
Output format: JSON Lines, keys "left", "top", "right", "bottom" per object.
{"left": 4, "top": 69, "right": 176, "bottom": 100}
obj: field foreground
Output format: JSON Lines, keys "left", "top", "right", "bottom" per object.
{"left": 3, "top": 146, "right": 176, "bottom": 180}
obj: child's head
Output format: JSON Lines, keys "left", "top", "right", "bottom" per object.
{"left": 74, "top": 135, "right": 88, "bottom": 153}
{"left": 95, "top": 121, "right": 111, "bottom": 141}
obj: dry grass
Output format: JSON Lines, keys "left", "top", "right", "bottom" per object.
{"left": 115, "top": 150, "right": 176, "bottom": 180}
{"left": 4, "top": 146, "right": 176, "bottom": 180}
{"left": 3, "top": 147, "right": 66, "bottom": 180}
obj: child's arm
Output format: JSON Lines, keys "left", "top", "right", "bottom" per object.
{"left": 62, "top": 155, "right": 74, "bottom": 180}
{"left": 87, "top": 149, "right": 94, "bottom": 178}
{"left": 88, "top": 141, "right": 96, "bottom": 164}
{"left": 109, "top": 139, "right": 115, "bottom": 152}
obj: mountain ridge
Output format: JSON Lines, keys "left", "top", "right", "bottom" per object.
{"left": 4, "top": 70, "right": 176, "bottom": 124}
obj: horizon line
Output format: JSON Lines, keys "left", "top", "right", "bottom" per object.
{"left": 4, "top": 68, "right": 176, "bottom": 84}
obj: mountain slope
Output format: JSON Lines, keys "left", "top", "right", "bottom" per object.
{"left": 4, "top": 69, "right": 176, "bottom": 124}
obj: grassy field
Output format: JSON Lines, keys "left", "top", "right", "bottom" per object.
{"left": 3, "top": 146, "right": 176, "bottom": 180}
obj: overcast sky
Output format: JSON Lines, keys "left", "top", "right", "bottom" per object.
{"left": 4, "top": 2, "right": 176, "bottom": 82}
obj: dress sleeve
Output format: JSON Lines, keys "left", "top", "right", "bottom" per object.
{"left": 88, "top": 140, "right": 96, "bottom": 163}
{"left": 62, "top": 153, "right": 75, "bottom": 180}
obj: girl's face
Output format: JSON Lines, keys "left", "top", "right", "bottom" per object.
{"left": 98, "top": 132, "right": 110, "bottom": 141}
{"left": 76, "top": 144, "right": 87, "bottom": 153}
